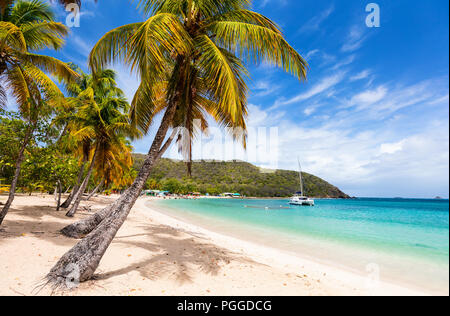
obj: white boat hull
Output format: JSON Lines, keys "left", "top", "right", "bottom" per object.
{"left": 289, "top": 196, "right": 315, "bottom": 206}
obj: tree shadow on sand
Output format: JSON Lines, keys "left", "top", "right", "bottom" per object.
{"left": 0, "top": 217, "right": 78, "bottom": 247}
{"left": 95, "top": 224, "right": 260, "bottom": 285}
{"left": 0, "top": 196, "right": 113, "bottom": 244}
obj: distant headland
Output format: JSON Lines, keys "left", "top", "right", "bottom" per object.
{"left": 133, "top": 155, "right": 350, "bottom": 199}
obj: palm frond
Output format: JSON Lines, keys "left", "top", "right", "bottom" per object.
{"left": 204, "top": 9, "right": 281, "bottom": 33}
{"left": 21, "top": 21, "right": 68, "bottom": 50}
{"left": 209, "top": 20, "right": 308, "bottom": 81}
{"left": 138, "top": 0, "right": 252, "bottom": 17}
{"left": 21, "top": 62, "right": 64, "bottom": 100}
{"left": 18, "top": 52, "right": 79, "bottom": 83}
{"left": 89, "top": 13, "right": 191, "bottom": 81}
{"left": 195, "top": 34, "right": 246, "bottom": 122}
{"left": 130, "top": 80, "right": 167, "bottom": 133}
{"left": 0, "top": 21, "right": 27, "bottom": 51}
{"left": 9, "top": 0, "right": 55, "bottom": 26}
{"left": 88, "top": 22, "right": 142, "bottom": 73}
{"left": 5, "top": 64, "right": 34, "bottom": 116}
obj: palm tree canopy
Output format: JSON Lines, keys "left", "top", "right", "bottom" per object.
{"left": 60, "top": 67, "right": 141, "bottom": 187}
{"left": 90, "top": 0, "right": 307, "bottom": 131}
{"left": 89, "top": 0, "right": 307, "bottom": 174}
{"left": 0, "top": 0, "right": 78, "bottom": 116}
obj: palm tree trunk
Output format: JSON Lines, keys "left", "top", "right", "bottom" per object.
{"left": 85, "top": 179, "right": 103, "bottom": 201}
{"left": 46, "top": 97, "right": 178, "bottom": 287}
{"left": 60, "top": 124, "right": 177, "bottom": 238}
{"left": 0, "top": 125, "right": 34, "bottom": 226}
{"left": 56, "top": 180, "right": 62, "bottom": 212}
{"left": 60, "top": 157, "right": 87, "bottom": 209}
{"left": 66, "top": 145, "right": 99, "bottom": 217}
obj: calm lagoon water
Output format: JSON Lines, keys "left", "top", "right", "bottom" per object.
{"left": 152, "top": 198, "right": 449, "bottom": 294}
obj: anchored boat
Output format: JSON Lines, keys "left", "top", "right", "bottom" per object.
{"left": 289, "top": 159, "right": 315, "bottom": 206}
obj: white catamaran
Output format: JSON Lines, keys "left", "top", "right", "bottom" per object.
{"left": 289, "top": 159, "right": 315, "bottom": 206}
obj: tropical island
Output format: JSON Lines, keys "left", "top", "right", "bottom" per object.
{"left": 1, "top": 0, "right": 448, "bottom": 298}
{"left": 135, "top": 155, "right": 350, "bottom": 198}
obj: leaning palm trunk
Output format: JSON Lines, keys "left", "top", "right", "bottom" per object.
{"left": 60, "top": 128, "right": 178, "bottom": 238}
{"left": 0, "top": 125, "right": 34, "bottom": 226}
{"left": 66, "top": 146, "right": 99, "bottom": 217}
{"left": 56, "top": 180, "right": 62, "bottom": 211}
{"left": 84, "top": 180, "right": 103, "bottom": 201}
{"left": 46, "top": 101, "right": 177, "bottom": 286}
{"left": 60, "top": 158, "right": 87, "bottom": 209}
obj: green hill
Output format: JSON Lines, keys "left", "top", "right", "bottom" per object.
{"left": 133, "top": 154, "right": 349, "bottom": 198}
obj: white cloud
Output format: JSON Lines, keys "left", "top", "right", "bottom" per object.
{"left": 380, "top": 141, "right": 404, "bottom": 154}
{"left": 341, "top": 26, "right": 367, "bottom": 53}
{"left": 259, "top": 0, "right": 287, "bottom": 8}
{"left": 351, "top": 86, "right": 387, "bottom": 105}
{"left": 428, "top": 94, "right": 449, "bottom": 105}
{"left": 170, "top": 75, "right": 449, "bottom": 198}
{"left": 303, "top": 107, "right": 316, "bottom": 116}
{"left": 298, "top": 5, "right": 334, "bottom": 33}
{"left": 252, "top": 80, "right": 281, "bottom": 97}
{"left": 304, "top": 49, "right": 320, "bottom": 61}
{"left": 331, "top": 54, "right": 356, "bottom": 70}
{"left": 68, "top": 34, "right": 94, "bottom": 57}
{"left": 270, "top": 72, "right": 345, "bottom": 110}
{"left": 359, "top": 80, "right": 440, "bottom": 116}
{"left": 272, "top": 117, "right": 449, "bottom": 198}
{"left": 350, "top": 69, "right": 371, "bottom": 81}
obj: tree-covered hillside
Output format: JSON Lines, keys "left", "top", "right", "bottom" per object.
{"left": 133, "top": 154, "right": 349, "bottom": 198}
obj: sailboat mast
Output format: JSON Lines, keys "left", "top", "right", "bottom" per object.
{"left": 297, "top": 158, "right": 304, "bottom": 196}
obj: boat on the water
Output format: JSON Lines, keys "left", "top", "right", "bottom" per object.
{"left": 289, "top": 193, "right": 315, "bottom": 206}
{"left": 289, "top": 159, "right": 315, "bottom": 206}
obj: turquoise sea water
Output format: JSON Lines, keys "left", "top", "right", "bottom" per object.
{"left": 152, "top": 198, "right": 449, "bottom": 294}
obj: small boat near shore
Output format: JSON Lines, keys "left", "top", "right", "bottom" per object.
{"left": 289, "top": 158, "right": 315, "bottom": 206}
{"left": 289, "top": 193, "right": 315, "bottom": 206}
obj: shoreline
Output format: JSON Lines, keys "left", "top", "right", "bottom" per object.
{"left": 0, "top": 195, "right": 441, "bottom": 296}
{"left": 140, "top": 197, "right": 435, "bottom": 296}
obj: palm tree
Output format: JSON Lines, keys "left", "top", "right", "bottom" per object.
{"left": 0, "top": 0, "right": 77, "bottom": 225}
{"left": 54, "top": 63, "right": 97, "bottom": 209}
{"left": 63, "top": 69, "right": 141, "bottom": 217}
{"left": 82, "top": 136, "right": 134, "bottom": 200}
{"left": 93, "top": 136, "right": 134, "bottom": 192}
{"left": 47, "top": 0, "right": 307, "bottom": 287}
{"left": 54, "top": 65, "right": 100, "bottom": 209}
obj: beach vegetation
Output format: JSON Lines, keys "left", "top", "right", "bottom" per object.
{"left": 47, "top": 0, "right": 308, "bottom": 288}
{"left": 0, "top": 0, "right": 78, "bottom": 225}
{"left": 139, "top": 156, "right": 350, "bottom": 198}
{"left": 56, "top": 66, "right": 141, "bottom": 217}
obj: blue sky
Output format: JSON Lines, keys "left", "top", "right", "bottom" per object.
{"left": 12, "top": 0, "right": 450, "bottom": 198}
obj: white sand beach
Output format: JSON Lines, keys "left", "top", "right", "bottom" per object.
{"left": 0, "top": 195, "right": 431, "bottom": 296}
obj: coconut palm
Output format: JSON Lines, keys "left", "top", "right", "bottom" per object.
{"left": 47, "top": 0, "right": 307, "bottom": 287}
{"left": 0, "top": 0, "right": 77, "bottom": 225}
{"left": 63, "top": 69, "right": 141, "bottom": 217}
{"left": 55, "top": 65, "right": 115, "bottom": 209}
{"left": 94, "top": 136, "right": 134, "bottom": 191}
{"left": 82, "top": 136, "right": 134, "bottom": 200}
